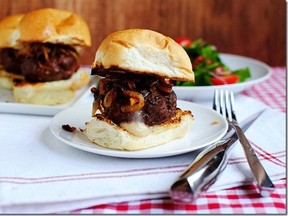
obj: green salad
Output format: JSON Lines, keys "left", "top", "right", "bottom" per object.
{"left": 174, "top": 38, "right": 251, "bottom": 86}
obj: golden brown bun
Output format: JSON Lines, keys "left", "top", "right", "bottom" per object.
{"left": 18, "top": 8, "right": 91, "bottom": 47}
{"left": 92, "top": 29, "right": 194, "bottom": 82}
{"left": 0, "top": 14, "right": 24, "bottom": 48}
{"left": 12, "top": 69, "right": 90, "bottom": 105}
{"left": 0, "top": 70, "right": 24, "bottom": 89}
{"left": 83, "top": 109, "right": 194, "bottom": 151}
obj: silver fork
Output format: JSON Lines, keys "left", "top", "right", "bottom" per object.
{"left": 213, "top": 89, "right": 275, "bottom": 196}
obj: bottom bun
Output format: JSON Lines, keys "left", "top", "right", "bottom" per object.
{"left": 13, "top": 69, "right": 90, "bottom": 105}
{"left": 0, "top": 70, "right": 24, "bottom": 89}
{"left": 83, "top": 109, "right": 194, "bottom": 151}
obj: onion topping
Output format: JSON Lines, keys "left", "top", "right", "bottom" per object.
{"left": 103, "top": 88, "right": 118, "bottom": 108}
{"left": 157, "top": 81, "right": 173, "bottom": 93}
{"left": 121, "top": 90, "right": 145, "bottom": 113}
{"left": 92, "top": 99, "right": 99, "bottom": 116}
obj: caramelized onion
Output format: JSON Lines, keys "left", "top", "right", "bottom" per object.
{"left": 90, "top": 87, "right": 98, "bottom": 94}
{"left": 122, "top": 90, "right": 140, "bottom": 98}
{"left": 99, "top": 100, "right": 105, "bottom": 113}
{"left": 121, "top": 90, "right": 144, "bottom": 113}
{"left": 129, "top": 97, "right": 139, "bottom": 105}
{"left": 20, "top": 43, "right": 79, "bottom": 69}
{"left": 127, "top": 81, "right": 136, "bottom": 90}
{"left": 121, "top": 102, "right": 144, "bottom": 113}
{"left": 98, "top": 79, "right": 107, "bottom": 95}
{"left": 92, "top": 99, "right": 99, "bottom": 116}
{"left": 103, "top": 88, "right": 117, "bottom": 108}
{"left": 157, "top": 82, "right": 172, "bottom": 93}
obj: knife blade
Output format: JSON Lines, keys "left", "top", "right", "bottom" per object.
{"left": 169, "top": 110, "right": 265, "bottom": 203}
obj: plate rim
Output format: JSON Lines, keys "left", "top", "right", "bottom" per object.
{"left": 49, "top": 100, "right": 228, "bottom": 158}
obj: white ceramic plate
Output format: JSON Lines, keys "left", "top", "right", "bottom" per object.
{"left": 0, "top": 67, "right": 99, "bottom": 116}
{"left": 49, "top": 100, "right": 228, "bottom": 158}
{"left": 174, "top": 53, "right": 272, "bottom": 101}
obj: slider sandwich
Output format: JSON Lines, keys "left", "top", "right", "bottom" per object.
{"left": 84, "top": 29, "right": 195, "bottom": 151}
{"left": 0, "top": 8, "right": 92, "bottom": 105}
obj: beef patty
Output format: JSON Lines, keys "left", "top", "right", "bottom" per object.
{"left": 20, "top": 43, "right": 80, "bottom": 82}
{"left": 0, "top": 48, "right": 24, "bottom": 74}
{"left": 91, "top": 71, "right": 177, "bottom": 126}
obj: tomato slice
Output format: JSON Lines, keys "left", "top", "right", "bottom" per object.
{"left": 174, "top": 37, "right": 192, "bottom": 47}
{"left": 210, "top": 75, "right": 239, "bottom": 85}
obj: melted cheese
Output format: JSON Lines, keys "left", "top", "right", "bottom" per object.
{"left": 120, "top": 121, "right": 152, "bottom": 137}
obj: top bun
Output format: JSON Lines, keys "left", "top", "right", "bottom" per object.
{"left": 18, "top": 8, "right": 91, "bottom": 47}
{"left": 92, "top": 29, "right": 194, "bottom": 82}
{"left": 0, "top": 14, "right": 24, "bottom": 48}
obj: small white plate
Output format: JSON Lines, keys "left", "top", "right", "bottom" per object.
{"left": 0, "top": 67, "right": 99, "bottom": 116}
{"left": 49, "top": 100, "right": 228, "bottom": 158}
{"left": 174, "top": 53, "right": 272, "bottom": 101}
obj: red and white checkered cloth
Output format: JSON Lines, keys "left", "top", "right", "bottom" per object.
{"left": 67, "top": 67, "right": 286, "bottom": 214}
{"left": 243, "top": 67, "right": 286, "bottom": 112}
{"left": 70, "top": 179, "right": 286, "bottom": 214}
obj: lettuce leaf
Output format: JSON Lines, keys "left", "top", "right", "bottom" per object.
{"left": 176, "top": 39, "right": 251, "bottom": 86}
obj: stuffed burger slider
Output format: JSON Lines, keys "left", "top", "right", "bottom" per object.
{"left": 83, "top": 29, "right": 195, "bottom": 151}
{"left": 11, "top": 8, "right": 92, "bottom": 105}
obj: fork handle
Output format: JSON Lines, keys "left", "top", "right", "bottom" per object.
{"left": 230, "top": 122, "right": 275, "bottom": 196}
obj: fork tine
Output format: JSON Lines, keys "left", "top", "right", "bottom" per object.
{"left": 229, "top": 91, "right": 237, "bottom": 121}
{"left": 213, "top": 90, "right": 217, "bottom": 111}
{"left": 224, "top": 90, "right": 232, "bottom": 121}
{"left": 219, "top": 90, "right": 226, "bottom": 117}
{"left": 213, "top": 90, "right": 219, "bottom": 112}
{"left": 214, "top": 90, "right": 234, "bottom": 122}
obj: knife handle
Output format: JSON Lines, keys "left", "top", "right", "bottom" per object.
{"left": 230, "top": 122, "right": 275, "bottom": 196}
{"left": 170, "top": 138, "right": 235, "bottom": 202}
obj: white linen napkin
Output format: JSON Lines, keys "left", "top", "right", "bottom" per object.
{"left": 0, "top": 94, "right": 285, "bottom": 213}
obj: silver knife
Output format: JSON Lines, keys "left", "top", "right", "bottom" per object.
{"left": 169, "top": 110, "right": 265, "bottom": 203}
